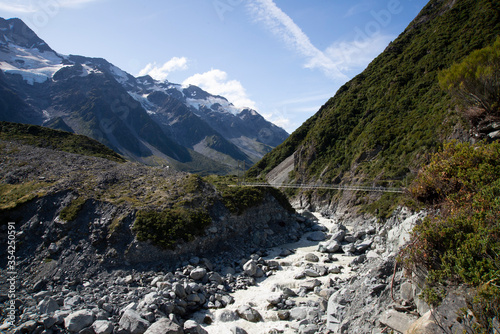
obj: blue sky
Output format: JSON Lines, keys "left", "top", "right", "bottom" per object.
{"left": 1, "top": 0, "right": 428, "bottom": 132}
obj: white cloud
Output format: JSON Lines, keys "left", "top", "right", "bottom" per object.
{"left": 325, "top": 33, "right": 394, "bottom": 73}
{"left": 138, "top": 57, "right": 189, "bottom": 82}
{"left": 247, "top": 0, "right": 348, "bottom": 81}
{"left": 182, "top": 69, "right": 257, "bottom": 110}
{"left": 263, "top": 111, "right": 291, "bottom": 131}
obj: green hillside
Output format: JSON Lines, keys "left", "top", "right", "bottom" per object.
{"left": 0, "top": 121, "right": 126, "bottom": 162}
{"left": 248, "top": 0, "right": 500, "bottom": 193}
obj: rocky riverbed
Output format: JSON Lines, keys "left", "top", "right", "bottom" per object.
{"left": 2, "top": 206, "right": 436, "bottom": 334}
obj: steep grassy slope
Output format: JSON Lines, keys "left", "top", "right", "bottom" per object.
{"left": 248, "top": 0, "right": 500, "bottom": 192}
{"left": 0, "top": 121, "right": 125, "bottom": 162}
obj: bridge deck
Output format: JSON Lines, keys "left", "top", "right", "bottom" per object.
{"left": 236, "top": 182, "right": 404, "bottom": 193}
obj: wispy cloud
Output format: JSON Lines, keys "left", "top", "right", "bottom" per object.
{"left": 0, "top": 0, "right": 101, "bottom": 13}
{"left": 182, "top": 69, "right": 257, "bottom": 110}
{"left": 247, "top": 0, "right": 348, "bottom": 81}
{"left": 345, "top": 1, "right": 372, "bottom": 17}
{"left": 279, "top": 92, "right": 333, "bottom": 106}
{"left": 325, "top": 32, "right": 393, "bottom": 73}
{"left": 138, "top": 57, "right": 189, "bottom": 82}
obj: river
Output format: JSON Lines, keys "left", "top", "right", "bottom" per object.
{"left": 196, "top": 210, "right": 357, "bottom": 334}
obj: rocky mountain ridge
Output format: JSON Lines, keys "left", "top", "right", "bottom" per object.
{"left": 0, "top": 17, "right": 288, "bottom": 174}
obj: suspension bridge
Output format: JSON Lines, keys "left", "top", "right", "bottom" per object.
{"left": 235, "top": 182, "right": 405, "bottom": 193}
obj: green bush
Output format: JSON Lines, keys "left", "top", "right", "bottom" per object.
{"left": 402, "top": 141, "right": 500, "bottom": 330}
{"left": 59, "top": 197, "right": 86, "bottom": 221}
{"left": 132, "top": 207, "right": 212, "bottom": 249}
{"left": 221, "top": 186, "right": 265, "bottom": 215}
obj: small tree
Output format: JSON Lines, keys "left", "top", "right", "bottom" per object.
{"left": 439, "top": 37, "right": 500, "bottom": 125}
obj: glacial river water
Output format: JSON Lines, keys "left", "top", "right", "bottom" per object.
{"left": 198, "top": 211, "right": 357, "bottom": 334}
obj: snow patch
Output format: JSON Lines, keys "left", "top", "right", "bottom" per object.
{"left": 110, "top": 64, "right": 129, "bottom": 84}
{"left": 128, "top": 92, "right": 157, "bottom": 115}
{"left": 0, "top": 44, "right": 67, "bottom": 85}
{"left": 186, "top": 96, "right": 243, "bottom": 116}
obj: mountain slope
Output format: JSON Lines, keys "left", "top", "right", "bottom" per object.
{"left": 248, "top": 0, "right": 500, "bottom": 204}
{"left": 0, "top": 17, "right": 288, "bottom": 173}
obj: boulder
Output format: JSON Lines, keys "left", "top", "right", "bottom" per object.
{"left": 64, "top": 310, "right": 94, "bottom": 333}
{"left": 38, "top": 296, "right": 60, "bottom": 314}
{"left": 119, "top": 309, "right": 150, "bottom": 334}
{"left": 243, "top": 260, "right": 258, "bottom": 277}
{"left": 304, "top": 268, "right": 321, "bottom": 277}
{"left": 318, "top": 240, "right": 341, "bottom": 253}
{"left": 304, "top": 253, "right": 319, "bottom": 262}
{"left": 330, "top": 230, "right": 346, "bottom": 242}
{"left": 237, "top": 305, "right": 262, "bottom": 322}
{"left": 190, "top": 267, "right": 207, "bottom": 281}
{"left": 230, "top": 326, "right": 248, "bottom": 334}
{"left": 404, "top": 311, "right": 443, "bottom": 334}
{"left": 144, "top": 318, "right": 183, "bottom": 334}
{"left": 172, "top": 283, "right": 187, "bottom": 299}
{"left": 92, "top": 320, "right": 114, "bottom": 334}
{"left": 355, "top": 239, "right": 373, "bottom": 253}
{"left": 380, "top": 310, "right": 418, "bottom": 334}
{"left": 299, "top": 324, "right": 320, "bottom": 334}
{"left": 183, "top": 320, "right": 208, "bottom": 334}
{"left": 301, "top": 279, "right": 321, "bottom": 291}
{"left": 218, "top": 309, "right": 239, "bottom": 322}
{"left": 307, "top": 231, "right": 327, "bottom": 241}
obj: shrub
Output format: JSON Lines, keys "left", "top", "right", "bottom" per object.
{"left": 221, "top": 186, "right": 265, "bottom": 215}
{"left": 401, "top": 140, "right": 500, "bottom": 330}
{"left": 132, "top": 207, "right": 212, "bottom": 249}
{"left": 59, "top": 197, "right": 86, "bottom": 222}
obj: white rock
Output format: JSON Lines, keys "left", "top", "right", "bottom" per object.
{"left": 92, "top": 320, "right": 114, "bottom": 334}
{"left": 243, "top": 260, "right": 258, "bottom": 277}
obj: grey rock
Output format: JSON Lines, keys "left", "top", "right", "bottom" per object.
{"left": 92, "top": 320, "right": 114, "bottom": 334}
{"left": 304, "top": 253, "right": 319, "bottom": 262}
{"left": 237, "top": 305, "right": 262, "bottom": 322}
{"left": 289, "top": 307, "right": 308, "bottom": 321}
{"left": 144, "top": 318, "right": 183, "bottom": 334}
{"left": 299, "top": 324, "right": 320, "bottom": 334}
{"left": 48, "top": 243, "right": 59, "bottom": 255}
{"left": 301, "top": 279, "right": 321, "bottom": 291}
{"left": 218, "top": 309, "right": 239, "bottom": 322}
{"left": 400, "top": 282, "right": 414, "bottom": 302}
{"left": 331, "top": 230, "right": 346, "bottom": 242}
{"left": 183, "top": 320, "right": 208, "bottom": 334}
{"left": 328, "top": 266, "right": 342, "bottom": 274}
{"left": 343, "top": 234, "right": 357, "bottom": 243}
{"left": 307, "top": 231, "right": 327, "bottom": 241}
{"left": 282, "top": 287, "right": 297, "bottom": 297}
{"left": 304, "top": 269, "right": 320, "bottom": 277}
{"left": 277, "top": 310, "right": 290, "bottom": 320}
{"left": 342, "top": 243, "right": 355, "bottom": 254}
{"left": 190, "top": 268, "right": 207, "bottom": 281}
{"left": 38, "top": 297, "right": 60, "bottom": 314}
{"left": 119, "top": 309, "right": 150, "bottom": 334}
{"left": 230, "top": 326, "right": 248, "bottom": 334}
{"left": 355, "top": 239, "right": 373, "bottom": 253}
{"left": 173, "top": 283, "right": 186, "bottom": 299}
{"left": 379, "top": 309, "right": 418, "bottom": 334}
{"left": 318, "top": 239, "right": 341, "bottom": 253}
{"left": 243, "top": 260, "right": 258, "bottom": 277}
{"left": 64, "top": 310, "right": 94, "bottom": 333}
